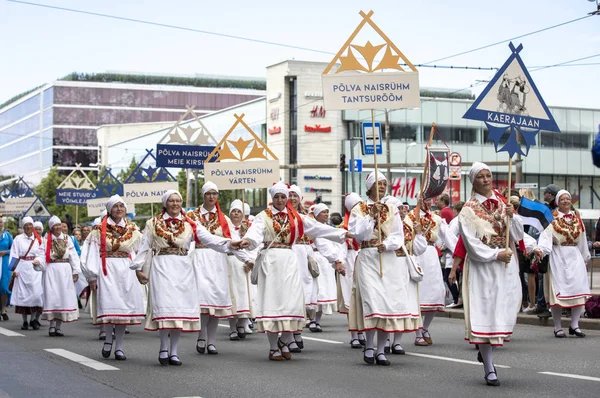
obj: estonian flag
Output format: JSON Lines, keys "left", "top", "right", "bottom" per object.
{"left": 518, "top": 197, "right": 554, "bottom": 232}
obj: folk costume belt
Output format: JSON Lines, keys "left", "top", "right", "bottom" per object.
{"left": 105, "top": 251, "right": 130, "bottom": 258}
{"left": 558, "top": 242, "right": 577, "bottom": 246}
{"left": 195, "top": 244, "right": 209, "bottom": 250}
{"left": 50, "top": 258, "right": 70, "bottom": 263}
{"left": 263, "top": 242, "right": 291, "bottom": 250}
{"left": 19, "top": 256, "right": 35, "bottom": 261}
{"left": 361, "top": 240, "right": 380, "bottom": 249}
{"left": 156, "top": 248, "right": 188, "bottom": 256}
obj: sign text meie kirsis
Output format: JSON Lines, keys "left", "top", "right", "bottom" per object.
{"left": 156, "top": 144, "right": 217, "bottom": 169}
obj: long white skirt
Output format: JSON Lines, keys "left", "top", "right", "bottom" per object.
{"left": 193, "top": 248, "right": 234, "bottom": 318}
{"left": 349, "top": 249, "right": 420, "bottom": 333}
{"left": 417, "top": 246, "right": 446, "bottom": 312}
{"left": 12, "top": 260, "right": 43, "bottom": 308}
{"left": 255, "top": 247, "right": 305, "bottom": 333}
{"left": 337, "top": 248, "right": 358, "bottom": 314}
{"left": 314, "top": 251, "right": 337, "bottom": 315}
{"left": 146, "top": 254, "right": 199, "bottom": 332}
{"left": 545, "top": 246, "right": 591, "bottom": 308}
{"left": 41, "top": 262, "right": 79, "bottom": 322}
{"left": 94, "top": 257, "right": 145, "bottom": 325}
{"left": 292, "top": 244, "right": 318, "bottom": 313}
{"left": 227, "top": 254, "right": 253, "bottom": 318}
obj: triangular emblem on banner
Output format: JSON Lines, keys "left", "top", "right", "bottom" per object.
{"left": 24, "top": 198, "right": 51, "bottom": 217}
{"left": 124, "top": 149, "right": 176, "bottom": 184}
{"left": 57, "top": 164, "right": 96, "bottom": 190}
{"left": 158, "top": 106, "right": 218, "bottom": 146}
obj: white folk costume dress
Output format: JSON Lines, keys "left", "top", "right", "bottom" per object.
{"left": 243, "top": 206, "right": 346, "bottom": 333}
{"left": 458, "top": 192, "right": 523, "bottom": 346}
{"left": 338, "top": 237, "right": 359, "bottom": 314}
{"left": 348, "top": 200, "right": 420, "bottom": 333}
{"left": 398, "top": 224, "right": 430, "bottom": 327}
{"left": 10, "top": 233, "right": 44, "bottom": 314}
{"left": 132, "top": 213, "right": 231, "bottom": 332}
{"left": 81, "top": 218, "right": 144, "bottom": 325}
{"left": 404, "top": 209, "right": 457, "bottom": 312}
{"left": 187, "top": 206, "right": 234, "bottom": 319}
{"left": 227, "top": 221, "right": 255, "bottom": 318}
{"left": 292, "top": 234, "right": 318, "bottom": 316}
{"left": 313, "top": 237, "right": 341, "bottom": 315}
{"left": 35, "top": 233, "right": 81, "bottom": 322}
{"left": 537, "top": 210, "right": 591, "bottom": 308}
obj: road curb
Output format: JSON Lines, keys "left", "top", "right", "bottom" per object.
{"left": 441, "top": 308, "right": 600, "bottom": 330}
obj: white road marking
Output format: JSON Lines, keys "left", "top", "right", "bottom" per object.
{"left": 44, "top": 348, "right": 119, "bottom": 371}
{"left": 405, "top": 352, "right": 511, "bottom": 368}
{"left": 539, "top": 372, "right": 600, "bottom": 382}
{"left": 0, "top": 327, "right": 25, "bottom": 337}
{"left": 301, "top": 336, "right": 344, "bottom": 345}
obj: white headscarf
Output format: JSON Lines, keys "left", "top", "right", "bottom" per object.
{"left": 382, "top": 195, "right": 400, "bottom": 208}
{"left": 229, "top": 199, "right": 244, "bottom": 215}
{"left": 202, "top": 181, "right": 218, "bottom": 196}
{"left": 288, "top": 184, "right": 303, "bottom": 200}
{"left": 366, "top": 171, "right": 386, "bottom": 190}
{"left": 269, "top": 182, "right": 289, "bottom": 199}
{"left": 248, "top": 215, "right": 255, "bottom": 223}
{"left": 243, "top": 202, "right": 251, "bottom": 216}
{"left": 344, "top": 192, "right": 362, "bottom": 212}
{"left": 22, "top": 216, "right": 34, "bottom": 226}
{"left": 48, "top": 215, "right": 62, "bottom": 231}
{"left": 313, "top": 203, "right": 329, "bottom": 217}
{"left": 469, "top": 162, "right": 491, "bottom": 183}
{"left": 92, "top": 217, "right": 102, "bottom": 226}
{"left": 555, "top": 189, "right": 571, "bottom": 207}
{"left": 105, "top": 194, "right": 127, "bottom": 214}
{"left": 33, "top": 221, "right": 43, "bottom": 230}
{"left": 162, "top": 190, "right": 183, "bottom": 208}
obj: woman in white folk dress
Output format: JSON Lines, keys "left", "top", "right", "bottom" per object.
{"left": 340, "top": 193, "right": 365, "bottom": 349}
{"left": 311, "top": 203, "right": 344, "bottom": 333}
{"left": 34, "top": 216, "right": 81, "bottom": 337}
{"left": 404, "top": 198, "right": 457, "bottom": 346}
{"left": 288, "top": 184, "right": 317, "bottom": 350}
{"left": 81, "top": 195, "right": 144, "bottom": 360}
{"left": 348, "top": 171, "right": 420, "bottom": 366}
{"left": 132, "top": 190, "right": 240, "bottom": 366}
{"left": 10, "top": 216, "right": 44, "bottom": 331}
{"left": 240, "top": 182, "right": 348, "bottom": 361}
{"left": 533, "top": 189, "right": 591, "bottom": 338}
{"left": 226, "top": 199, "right": 256, "bottom": 340}
{"left": 187, "top": 181, "right": 234, "bottom": 356}
{"left": 458, "top": 162, "right": 522, "bottom": 387}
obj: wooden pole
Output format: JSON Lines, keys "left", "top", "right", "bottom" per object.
{"left": 505, "top": 155, "right": 513, "bottom": 268}
{"left": 151, "top": 202, "right": 154, "bottom": 217}
{"left": 242, "top": 189, "right": 252, "bottom": 314}
{"left": 370, "top": 109, "right": 383, "bottom": 278}
{"left": 75, "top": 206, "right": 79, "bottom": 226}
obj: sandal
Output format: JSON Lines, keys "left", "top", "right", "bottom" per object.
{"left": 422, "top": 329, "right": 433, "bottom": 345}
{"left": 293, "top": 333, "right": 304, "bottom": 349}
{"left": 269, "top": 349, "right": 284, "bottom": 361}
{"left": 196, "top": 338, "right": 206, "bottom": 354}
{"left": 414, "top": 337, "right": 429, "bottom": 346}
{"left": 229, "top": 331, "right": 240, "bottom": 341}
{"left": 350, "top": 339, "right": 362, "bottom": 349}
{"left": 314, "top": 323, "right": 323, "bottom": 333}
{"left": 276, "top": 338, "right": 292, "bottom": 360}
{"left": 207, "top": 344, "right": 218, "bottom": 355}
{"left": 308, "top": 321, "right": 318, "bottom": 332}
{"left": 236, "top": 326, "right": 247, "bottom": 339}
{"left": 102, "top": 342, "right": 112, "bottom": 359}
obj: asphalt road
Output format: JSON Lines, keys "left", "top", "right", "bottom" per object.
{"left": 1, "top": 310, "right": 599, "bottom": 398}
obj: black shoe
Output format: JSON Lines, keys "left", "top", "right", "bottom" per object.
{"left": 236, "top": 326, "right": 246, "bottom": 339}
{"left": 1, "top": 313, "right": 8, "bottom": 321}
{"left": 168, "top": 355, "right": 182, "bottom": 366}
{"left": 32, "top": 319, "right": 41, "bottom": 330}
{"left": 21, "top": 321, "right": 28, "bottom": 330}
{"left": 102, "top": 342, "right": 112, "bottom": 358}
{"left": 98, "top": 331, "right": 106, "bottom": 341}
{"left": 229, "top": 331, "right": 240, "bottom": 341}
{"left": 384, "top": 339, "right": 391, "bottom": 354}
{"left": 308, "top": 321, "right": 318, "bottom": 332}
{"left": 49, "top": 327, "right": 57, "bottom": 337}
{"left": 158, "top": 350, "right": 169, "bottom": 365}
{"left": 375, "top": 353, "right": 391, "bottom": 366}
{"left": 358, "top": 333, "right": 366, "bottom": 346}
{"left": 569, "top": 327, "right": 585, "bottom": 338}
{"left": 554, "top": 329, "right": 566, "bottom": 338}
{"left": 485, "top": 371, "right": 500, "bottom": 387}
{"left": 287, "top": 341, "right": 302, "bottom": 353}
{"left": 114, "top": 350, "right": 126, "bottom": 361}
{"left": 391, "top": 344, "right": 405, "bottom": 355}
{"left": 477, "top": 351, "right": 483, "bottom": 363}
{"left": 125, "top": 328, "right": 130, "bottom": 334}
{"left": 350, "top": 339, "right": 362, "bottom": 349}
{"left": 363, "top": 348, "right": 375, "bottom": 365}
{"left": 55, "top": 329, "right": 64, "bottom": 337}
{"left": 196, "top": 338, "right": 206, "bottom": 354}
{"left": 30, "top": 321, "right": 40, "bottom": 330}
{"left": 207, "top": 344, "right": 218, "bottom": 355}
{"left": 293, "top": 333, "right": 304, "bottom": 349}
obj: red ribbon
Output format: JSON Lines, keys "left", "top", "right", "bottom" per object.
{"left": 286, "top": 201, "right": 304, "bottom": 243}
{"left": 32, "top": 229, "right": 42, "bottom": 245}
{"left": 100, "top": 216, "right": 108, "bottom": 276}
{"left": 215, "top": 202, "right": 231, "bottom": 239}
{"left": 45, "top": 233, "right": 52, "bottom": 264}
{"left": 343, "top": 209, "right": 359, "bottom": 251}
{"left": 182, "top": 211, "right": 201, "bottom": 244}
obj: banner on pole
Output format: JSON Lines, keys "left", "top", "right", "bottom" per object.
{"left": 123, "top": 182, "right": 178, "bottom": 204}
{"left": 56, "top": 164, "right": 96, "bottom": 205}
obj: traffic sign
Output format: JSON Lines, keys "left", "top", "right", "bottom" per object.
{"left": 449, "top": 152, "right": 462, "bottom": 166}
{"left": 449, "top": 166, "right": 462, "bottom": 180}
{"left": 351, "top": 159, "right": 363, "bottom": 172}
{"left": 361, "top": 122, "right": 382, "bottom": 155}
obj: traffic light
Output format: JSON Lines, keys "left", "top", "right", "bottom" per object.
{"left": 340, "top": 154, "right": 346, "bottom": 171}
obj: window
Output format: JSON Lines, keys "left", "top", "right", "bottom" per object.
{"left": 53, "top": 148, "right": 98, "bottom": 168}
{"left": 53, "top": 128, "right": 97, "bottom": 146}
{"left": 429, "top": 125, "right": 478, "bottom": 143}
{"left": 386, "top": 124, "right": 417, "bottom": 141}
{"left": 539, "top": 131, "right": 590, "bottom": 149}
{"left": 0, "top": 94, "right": 41, "bottom": 127}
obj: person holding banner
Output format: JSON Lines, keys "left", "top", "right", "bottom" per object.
{"left": 458, "top": 162, "right": 522, "bottom": 387}
{"left": 288, "top": 184, "right": 317, "bottom": 351}
{"left": 405, "top": 198, "right": 457, "bottom": 346}
{"left": 533, "top": 190, "right": 591, "bottom": 338}
{"left": 34, "top": 216, "right": 81, "bottom": 337}
{"left": 226, "top": 199, "right": 255, "bottom": 340}
{"left": 239, "top": 182, "right": 347, "bottom": 361}
{"left": 132, "top": 190, "right": 240, "bottom": 366}
{"left": 81, "top": 195, "right": 144, "bottom": 361}
{"left": 187, "top": 181, "right": 235, "bottom": 356}
{"left": 348, "top": 171, "right": 419, "bottom": 366}
{"left": 9, "top": 216, "right": 44, "bottom": 331}
{"left": 312, "top": 203, "right": 345, "bottom": 332}
{"left": 0, "top": 216, "right": 14, "bottom": 321}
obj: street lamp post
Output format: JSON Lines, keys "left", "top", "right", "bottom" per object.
{"left": 404, "top": 142, "right": 417, "bottom": 202}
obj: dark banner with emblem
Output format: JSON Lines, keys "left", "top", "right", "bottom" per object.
{"left": 421, "top": 148, "right": 449, "bottom": 200}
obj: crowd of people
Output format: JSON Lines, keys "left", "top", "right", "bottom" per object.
{"left": 0, "top": 165, "right": 594, "bottom": 387}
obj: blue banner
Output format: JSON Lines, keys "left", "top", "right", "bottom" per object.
{"left": 56, "top": 189, "right": 97, "bottom": 205}
{"left": 156, "top": 144, "right": 217, "bottom": 169}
